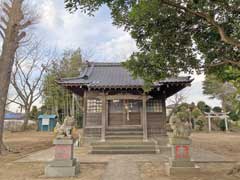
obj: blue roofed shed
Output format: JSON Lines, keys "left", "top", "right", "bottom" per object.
{"left": 38, "top": 115, "right": 57, "bottom": 131}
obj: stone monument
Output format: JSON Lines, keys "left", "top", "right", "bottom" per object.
{"left": 45, "top": 116, "right": 79, "bottom": 177}
{"left": 165, "top": 116, "right": 200, "bottom": 176}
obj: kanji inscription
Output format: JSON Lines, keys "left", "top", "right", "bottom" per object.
{"left": 55, "top": 145, "right": 72, "bottom": 160}
{"left": 175, "top": 145, "right": 190, "bottom": 159}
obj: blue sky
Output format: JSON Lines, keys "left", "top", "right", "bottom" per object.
{"left": 7, "top": 0, "right": 220, "bottom": 111}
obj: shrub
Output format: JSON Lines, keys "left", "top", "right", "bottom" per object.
{"left": 213, "top": 106, "right": 222, "bottom": 113}
{"left": 219, "top": 119, "right": 226, "bottom": 131}
{"left": 195, "top": 119, "right": 204, "bottom": 131}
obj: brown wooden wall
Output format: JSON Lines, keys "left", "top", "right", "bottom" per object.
{"left": 108, "top": 112, "right": 141, "bottom": 126}
{"left": 86, "top": 112, "right": 102, "bottom": 126}
{"left": 108, "top": 113, "right": 123, "bottom": 126}
{"left": 147, "top": 112, "right": 166, "bottom": 137}
{"left": 127, "top": 112, "right": 141, "bottom": 125}
{"left": 84, "top": 128, "right": 101, "bottom": 137}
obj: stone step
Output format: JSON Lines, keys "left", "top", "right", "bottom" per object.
{"left": 106, "top": 135, "right": 143, "bottom": 140}
{"left": 106, "top": 127, "right": 143, "bottom": 131}
{"left": 92, "top": 145, "right": 155, "bottom": 150}
{"left": 106, "top": 131, "right": 143, "bottom": 135}
{"left": 159, "top": 146, "right": 171, "bottom": 153}
{"left": 91, "top": 149, "right": 156, "bottom": 154}
{"left": 92, "top": 141, "right": 154, "bottom": 146}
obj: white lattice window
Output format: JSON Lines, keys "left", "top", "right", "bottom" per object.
{"left": 87, "top": 99, "right": 102, "bottom": 113}
{"left": 147, "top": 99, "right": 162, "bottom": 112}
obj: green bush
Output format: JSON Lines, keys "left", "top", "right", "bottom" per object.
{"left": 75, "top": 112, "right": 83, "bottom": 128}
{"left": 195, "top": 119, "right": 204, "bottom": 131}
{"left": 229, "top": 111, "right": 239, "bottom": 121}
{"left": 213, "top": 106, "right": 222, "bottom": 113}
{"left": 219, "top": 119, "right": 226, "bottom": 131}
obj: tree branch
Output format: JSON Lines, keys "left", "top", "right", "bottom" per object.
{"left": 3, "top": 2, "right": 11, "bottom": 12}
{"left": 207, "top": 60, "right": 240, "bottom": 68}
{"left": 0, "top": 17, "right": 8, "bottom": 26}
{"left": 2, "top": 7, "right": 10, "bottom": 17}
{"left": 7, "top": 97, "right": 24, "bottom": 106}
{"left": 20, "top": 20, "right": 32, "bottom": 30}
{"left": 17, "top": 31, "right": 26, "bottom": 42}
{"left": 0, "top": 30, "right": 4, "bottom": 39}
{"left": 161, "top": 0, "right": 240, "bottom": 48}
{"left": 0, "top": 24, "right": 6, "bottom": 33}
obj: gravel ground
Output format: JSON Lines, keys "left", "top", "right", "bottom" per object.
{"left": 1, "top": 131, "right": 240, "bottom": 180}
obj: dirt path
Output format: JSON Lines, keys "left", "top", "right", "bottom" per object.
{"left": 1, "top": 131, "right": 240, "bottom": 180}
{"left": 102, "top": 160, "right": 140, "bottom": 180}
{"left": 0, "top": 131, "right": 106, "bottom": 180}
{"left": 191, "top": 132, "right": 240, "bottom": 161}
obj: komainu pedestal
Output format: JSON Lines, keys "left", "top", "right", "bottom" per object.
{"left": 45, "top": 138, "right": 79, "bottom": 177}
{"left": 165, "top": 137, "right": 200, "bottom": 176}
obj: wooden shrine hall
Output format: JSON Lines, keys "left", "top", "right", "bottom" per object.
{"left": 58, "top": 62, "right": 193, "bottom": 153}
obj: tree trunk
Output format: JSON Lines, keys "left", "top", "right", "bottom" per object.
{"left": 0, "top": 57, "right": 15, "bottom": 154}
{"left": 22, "top": 108, "right": 30, "bottom": 131}
{"left": 0, "top": 0, "right": 30, "bottom": 153}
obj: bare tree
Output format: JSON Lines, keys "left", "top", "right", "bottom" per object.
{"left": 167, "top": 93, "right": 186, "bottom": 122}
{"left": 8, "top": 40, "right": 52, "bottom": 130}
{"left": 0, "top": 0, "right": 36, "bottom": 153}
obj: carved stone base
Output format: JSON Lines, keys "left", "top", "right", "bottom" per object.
{"left": 165, "top": 162, "right": 200, "bottom": 176}
{"left": 45, "top": 138, "right": 79, "bottom": 177}
{"left": 45, "top": 161, "right": 79, "bottom": 177}
{"left": 165, "top": 136, "right": 200, "bottom": 176}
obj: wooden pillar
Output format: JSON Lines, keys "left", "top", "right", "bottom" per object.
{"left": 162, "top": 92, "right": 167, "bottom": 135}
{"left": 142, "top": 95, "right": 148, "bottom": 141}
{"left": 105, "top": 99, "right": 109, "bottom": 128}
{"left": 82, "top": 91, "right": 87, "bottom": 128}
{"left": 71, "top": 93, "right": 75, "bottom": 117}
{"left": 101, "top": 94, "right": 106, "bottom": 142}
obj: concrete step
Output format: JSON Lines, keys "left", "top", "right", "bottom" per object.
{"left": 93, "top": 144, "right": 155, "bottom": 150}
{"left": 106, "top": 135, "right": 143, "bottom": 140}
{"left": 91, "top": 139, "right": 157, "bottom": 154}
{"left": 159, "top": 146, "right": 171, "bottom": 154}
{"left": 106, "top": 131, "right": 143, "bottom": 135}
{"left": 92, "top": 141, "right": 154, "bottom": 146}
{"left": 107, "top": 127, "right": 143, "bottom": 131}
{"left": 92, "top": 149, "right": 156, "bottom": 154}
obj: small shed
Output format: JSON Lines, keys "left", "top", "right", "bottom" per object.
{"left": 38, "top": 115, "right": 57, "bottom": 132}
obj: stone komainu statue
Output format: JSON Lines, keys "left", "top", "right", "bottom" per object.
{"left": 55, "top": 116, "right": 75, "bottom": 139}
{"left": 170, "top": 116, "right": 192, "bottom": 138}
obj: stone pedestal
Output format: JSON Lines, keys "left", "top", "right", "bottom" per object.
{"left": 165, "top": 137, "right": 200, "bottom": 176}
{"left": 45, "top": 138, "right": 79, "bottom": 177}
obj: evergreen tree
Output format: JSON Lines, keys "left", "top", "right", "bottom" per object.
{"left": 42, "top": 49, "right": 83, "bottom": 123}
{"left": 65, "top": 0, "right": 240, "bottom": 84}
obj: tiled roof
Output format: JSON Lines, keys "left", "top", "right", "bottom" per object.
{"left": 59, "top": 62, "right": 193, "bottom": 88}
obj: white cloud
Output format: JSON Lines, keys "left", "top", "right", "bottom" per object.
{"left": 40, "top": 1, "right": 64, "bottom": 30}
{"left": 36, "top": 0, "right": 136, "bottom": 57}
{"left": 95, "top": 33, "right": 138, "bottom": 61}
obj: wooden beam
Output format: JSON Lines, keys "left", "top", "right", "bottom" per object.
{"left": 142, "top": 95, "right": 148, "bottom": 141}
{"left": 106, "top": 94, "right": 143, "bottom": 100}
{"left": 85, "top": 126, "right": 102, "bottom": 129}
